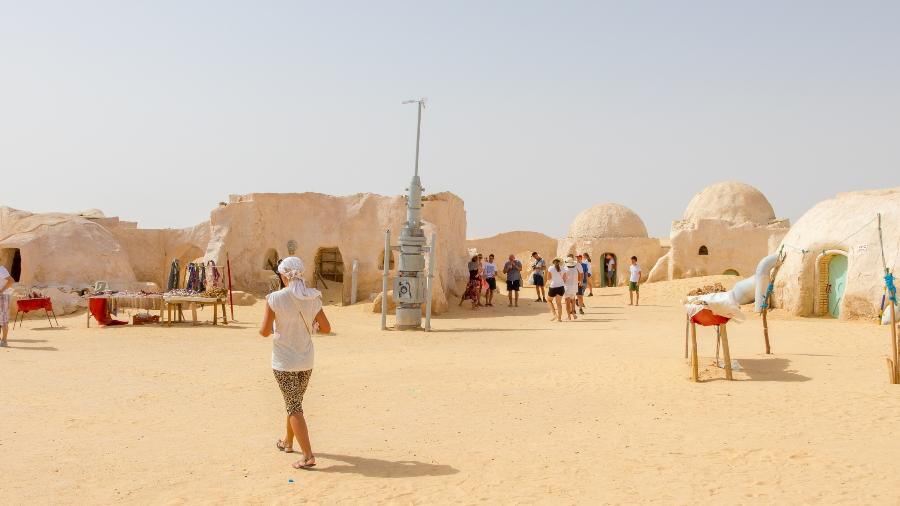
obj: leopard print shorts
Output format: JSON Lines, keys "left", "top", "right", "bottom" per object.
{"left": 273, "top": 369, "right": 312, "bottom": 415}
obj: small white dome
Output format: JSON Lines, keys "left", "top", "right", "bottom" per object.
{"left": 569, "top": 203, "right": 648, "bottom": 239}
{"left": 683, "top": 182, "right": 775, "bottom": 225}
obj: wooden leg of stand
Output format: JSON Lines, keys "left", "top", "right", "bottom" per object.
{"left": 191, "top": 303, "right": 198, "bottom": 325}
{"left": 690, "top": 322, "right": 699, "bottom": 382}
{"left": 888, "top": 358, "right": 897, "bottom": 385}
{"left": 762, "top": 309, "right": 772, "bottom": 354}
{"left": 720, "top": 324, "right": 733, "bottom": 380}
{"left": 213, "top": 303, "right": 218, "bottom": 325}
{"left": 221, "top": 301, "right": 228, "bottom": 325}
{"left": 684, "top": 315, "right": 689, "bottom": 359}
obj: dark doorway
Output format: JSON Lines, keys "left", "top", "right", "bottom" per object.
{"left": 601, "top": 252, "right": 617, "bottom": 287}
{"left": 315, "top": 247, "right": 344, "bottom": 283}
{"left": 1, "top": 249, "right": 22, "bottom": 282}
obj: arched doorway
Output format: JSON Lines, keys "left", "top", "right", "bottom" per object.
{"left": 314, "top": 247, "right": 345, "bottom": 305}
{"left": 601, "top": 252, "right": 617, "bottom": 287}
{"left": 262, "top": 248, "right": 282, "bottom": 291}
{"left": 815, "top": 250, "right": 848, "bottom": 317}
{"left": 1, "top": 248, "right": 21, "bottom": 282}
{"left": 723, "top": 269, "right": 739, "bottom": 276}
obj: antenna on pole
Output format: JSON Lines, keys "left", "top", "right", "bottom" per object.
{"left": 402, "top": 98, "right": 426, "bottom": 177}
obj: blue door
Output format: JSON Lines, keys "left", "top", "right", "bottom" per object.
{"left": 828, "top": 255, "right": 848, "bottom": 317}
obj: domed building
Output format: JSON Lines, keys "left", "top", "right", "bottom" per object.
{"left": 558, "top": 203, "right": 663, "bottom": 286}
{"left": 647, "top": 182, "right": 790, "bottom": 282}
{"left": 773, "top": 187, "right": 900, "bottom": 320}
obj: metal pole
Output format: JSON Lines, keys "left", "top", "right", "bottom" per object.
{"left": 425, "top": 232, "right": 436, "bottom": 332}
{"left": 414, "top": 101, "right": 422, "bottom": 177}
{"left": 381, "top": 229, "right": 390, "bottom": 330}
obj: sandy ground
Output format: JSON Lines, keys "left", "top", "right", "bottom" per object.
{"left": 3, "top": 276, "right": 900, "bottom": 505}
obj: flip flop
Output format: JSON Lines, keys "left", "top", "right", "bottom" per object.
{"left": 276, "top": 439, "right": 294, "bottom": 453}
{"left": 292, "top": 455, "right": 316, "bottom": 469}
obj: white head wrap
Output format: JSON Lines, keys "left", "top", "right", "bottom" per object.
{"left": 277, "top": 256, "right": 322, "bottom": 300}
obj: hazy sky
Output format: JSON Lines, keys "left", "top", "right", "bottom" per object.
{"left": 2, "top": 1, "right": 898, "bottom": 239}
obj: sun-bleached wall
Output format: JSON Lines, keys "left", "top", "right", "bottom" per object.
{"left": 204, "top": 192, "right": 467, "bottom": 312}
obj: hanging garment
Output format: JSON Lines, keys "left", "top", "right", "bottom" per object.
{"left": 167, "top": 260, "right": 180, "bottom": 291}
{"left": 198, "top": 264, "right": 207, "bottom": 292}
{"left": 207, "top": 260, "right": 221, "bottom": 288}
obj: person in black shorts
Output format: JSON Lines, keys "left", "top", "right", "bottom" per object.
{"left": 483, "top": 254, "right": 498, "bottom": 306}
{"left": 531, "top": 252, "right": 547, "bottom": 302}
{"left": 503, "top": 254, "right": 523, "bottom": 307}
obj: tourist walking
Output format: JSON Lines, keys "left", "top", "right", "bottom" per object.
{"left": 460, "top": 255, "right": 481, "bottom": 309}
{"left": 503, "top": 254, "right": 523, "bottom": 307}
{"left": 483, "top": 254, "right": 497, "bottom": 307}
{"left": 546, "top": 258, "right": 567, "bottom": 322}
{"left": 259, "top": 256, "right": 331, "bottom": 470}
{"left": 574, "top": 254, "right": 587, "bottom": 314}
{"left": 629, "top": 256, "right": 642, "bottom": 306}
{"left": 531, "top": 252, "right": 547, "bottom": 302}
{"left": 564, "top": 257, "right": 580, "bottom": 320}
{"left": 582, "top": 252, "right": 594, "bottom": 296}
{"left": 0, "top": 264, "right": 12, "bottom": 347}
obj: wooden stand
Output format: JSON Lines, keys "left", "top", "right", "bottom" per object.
{"left": 163, "top": 297, "right": 228, "bottom": 326}
{"left": 688, "top": 314, "right": 733, "bottom": 382}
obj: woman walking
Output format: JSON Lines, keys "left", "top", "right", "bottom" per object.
{"left": 583, "top": 252, "right": 594, "bottom": 296}
{"left": 459, "top": 255, "right": 481, "bottom": 309}
{"left": 564, "top": 257, "right": 580, "bottom": 320}
{"left": 546, "top": 258, "right": 567, "bottom": 322}
{"left": 260, "top": 256, "right": 331, "bottom": 470}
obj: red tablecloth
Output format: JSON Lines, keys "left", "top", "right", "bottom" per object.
{"left": 16, "top": 298, "right": 53, "bottom": 313}
{"left": 690, "top": 308, "right": 731, "bottom": 327}
{"left": 88, "top": 297, "right": 127, "bottom": 326}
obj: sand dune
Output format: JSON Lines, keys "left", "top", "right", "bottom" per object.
{"left": 2, "top": 276, "right": 899, "bottom": 504}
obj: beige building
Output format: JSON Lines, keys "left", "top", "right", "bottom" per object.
{"left": 206, "top": 191, "right": 467, "bottom": 312}
{"left": 648, "top": 182, "right": 790, "bottom": 282}
{"left": 558, "top": 203, "right": 663, "bottom": 286}
{"left": 773, "top": 187, "right": 900, "bottom": 320}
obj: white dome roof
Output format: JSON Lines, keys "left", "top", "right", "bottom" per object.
{"left": 569, "top": 203, "right": 648, "bottom": 239}
{"left": 683, "top": 182, "right": 775, "bottom": 225}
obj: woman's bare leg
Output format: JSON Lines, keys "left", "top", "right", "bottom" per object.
{"left": 283, "top": 415, "right": 295, "bottom": 450}
{"left": 289, "top": 412, "right": 314, "bottom": 465}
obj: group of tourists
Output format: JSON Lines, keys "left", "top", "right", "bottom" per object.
{"left": 461, "top": 253, "right": 525, "bottom": 308}
{"left": 461, "top": 250, "right": 643, "bottom": 318}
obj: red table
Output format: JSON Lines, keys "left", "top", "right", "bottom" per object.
{"left": 14, "top": 297, "right": 59, "bottom": 328}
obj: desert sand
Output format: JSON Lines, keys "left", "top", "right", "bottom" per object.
{"left": 3, "top": 276, "right": 900, "bottom": 505}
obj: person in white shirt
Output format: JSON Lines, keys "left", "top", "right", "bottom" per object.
{"left": 482, "top": 254, "right": 498, "bottom": 307}
{"left": 563, "top": 257, "right": 581, "bottom": 320}
{"left": 0, "top": 265, "right": 12, "bottom": 347}
{"left": 628, "top": 256, "right": 642, "bottom": 306}
{"left": 545, "top": 258, "right": 567, "bottom": 322}
{"left": 606, "top": 254, "right": 616, "bottom": 287}
{"left": 259, "top": 256, "right": 331, "bottom": 470}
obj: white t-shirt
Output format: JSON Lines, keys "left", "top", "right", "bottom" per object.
{"left": 483, "top": 262, "right": 497, "bottom": 278}
{"left": 547, "top": 266, "right": 566, "bottom": 288}
{"left": 629, "top": 264, "right": 641, "bottom": 283}
{"left": 0, "top": 266, "right": 11, "bottom": 295}
{"left": 267, "top": 288, "right": 322, "bottom": 372}
{"left": 564, "top": 266, "right": 579, "bottom": 295}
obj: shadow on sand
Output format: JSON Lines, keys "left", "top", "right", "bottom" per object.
{"left": 312, "top": 453, "right": 459, "bottom": 478}
{"left": 738, "top": 357, "right": 811, "bottom": 382}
